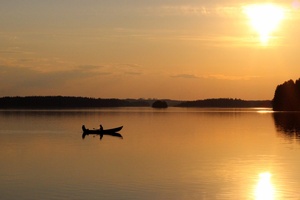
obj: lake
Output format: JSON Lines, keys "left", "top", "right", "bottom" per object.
{"left": 0, "top": 107, "right": 300, "bottom": 200}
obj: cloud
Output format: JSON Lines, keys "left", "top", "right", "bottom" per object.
{"left": 208, "top": 74, "right": 260, "bottom": 81}
{"left": 100, "top": 63, "right": 144, "bottom": 76}
{"left": 171, "top": 73, "right": 259, "bottom": 80}
{"left": 171, "top": 74, "right": 199, "bottom": 79}
{"left": 157, "top": 4, "right": 245, "bottom": 18}
{"left": 0, "top": 62, "right": 145, "bottom": 95}
{"left": 119, "top": 63, "right": 142, "bottom": 68}
{"left": 78, "top": 64, "right": 105, "bottom": 70}
{"left": 0, "top": 46, "right": 34, "bottom": 55}
{"left": 160, "top": 5, "right": 211, "bottom": 16}
{"left": 0, "top": 65, "right": 107, "bottom": 94}
{"left": 124, "top": 71, "right": 142, "bottom": 76}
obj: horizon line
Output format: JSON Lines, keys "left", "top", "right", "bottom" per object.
{"left": 0, "top": 95, "right": 273, "bottom": 102}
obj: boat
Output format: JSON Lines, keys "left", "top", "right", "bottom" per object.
{"left": 82, "top": 125, "right": 123, "bottom": 134}
{"left": 82, "top": 125, "right": 123, "bottom": 140}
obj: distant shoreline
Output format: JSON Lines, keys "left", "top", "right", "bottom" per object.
{"left": 0, "top": 96, "right": 272, "bottom": 109}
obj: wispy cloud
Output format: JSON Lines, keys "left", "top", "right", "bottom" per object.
{"left": 124, "top": 72, "right": 142, "bottom": 76}
{"left": 159, "top": 5, "right": 211, "bottom": 16}
{"left": 171, "top": 73, "right": 259, "bottom": 80}
{"left": 171, "top": 74, "right": 199, "bottom": 79}
{"left": 0, "top": 62, "right": 145, "bottom": 92}
{"left": 0, "top": 46, "right": 35, "bottom": 55}
{"left": 77, "top": 64, "right": 106, "bottom": 70}
{"left": 102, "top": 63, "right": 144, "bottom": 76}
{"left": 0, "top": 65, "right": 106, "bottom": 93}
{"left": 157, "top": 4, "right": 244, "bottom": 17}
{"left": 208, "top": 74, "right": 260, "bottom": 81}
{"left": 113, "top": 63, "right": 143, "bottom": 69}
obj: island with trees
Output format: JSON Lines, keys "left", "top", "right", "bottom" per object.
{"left": 152, "top": 100, "right": 168, "bottom": 108}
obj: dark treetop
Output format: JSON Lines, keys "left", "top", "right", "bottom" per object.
{"left": 152, "top": 100, "right": 168, "bottom": 108}
{"left": 273, "top": 78, "right": 300, "bottom": 111}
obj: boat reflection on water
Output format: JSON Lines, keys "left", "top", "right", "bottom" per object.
{"left": 254, "top": 172, "right": 275, "bottom": 200}
{"left": 273, "top": 112, "right": 300, "bottom": 141}
{"left": 82, "top": 131, "right": 123, "bottom": 140}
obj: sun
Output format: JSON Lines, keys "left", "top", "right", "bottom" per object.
{"left": 244, "top": 4, "right": 285, "bottom": 44}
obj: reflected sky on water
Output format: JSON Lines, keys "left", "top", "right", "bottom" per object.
{"left": 0, "top": 108, "right": 300, "bottom": 199}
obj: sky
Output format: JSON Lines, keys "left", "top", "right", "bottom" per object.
{"left": 1, "top": 0, "right": 300, "bottom": 100}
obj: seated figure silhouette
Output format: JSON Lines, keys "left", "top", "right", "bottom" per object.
{"left": 99, "top": 125, "right": 104, "bottom": 139}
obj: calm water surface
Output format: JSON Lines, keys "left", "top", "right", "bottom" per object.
{"left": 0, "top": 107, "right": 300, "bottom": 200}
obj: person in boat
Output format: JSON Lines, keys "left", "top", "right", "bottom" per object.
{"left": 99, "top": 124, "right": 104, "bottom": 140}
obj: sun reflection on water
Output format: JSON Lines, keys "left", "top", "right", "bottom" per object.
{"left": 255, "top": 172, "right": 275, "bottom": 200}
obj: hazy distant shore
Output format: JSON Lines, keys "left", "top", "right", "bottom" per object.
{"left": 0, "top": 96, "right": 272, "bottom": 109}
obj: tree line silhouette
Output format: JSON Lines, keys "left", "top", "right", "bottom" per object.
{"left": 5, "top": 77, "right": 300, "bottom": 110}
{"left": 0, "top": 96, "right": 273, "bottom": 109}
{"left": 176, "top": 98, "right": 271, "bottom": 108}
{"left": 0, "top": 96, "right": 149, "bottom": 109}
{"left": 0, "top": 96, "right": 274, "bottom": 109}
{"left": 273, "top": 78, "right": 300, "bottom": 111}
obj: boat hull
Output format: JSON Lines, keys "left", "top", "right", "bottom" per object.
{"left": 82, "top": 125, "right": 123, "bottom": 140}
{"left": 82, "top": 125, "right": 123, "bottom": 134}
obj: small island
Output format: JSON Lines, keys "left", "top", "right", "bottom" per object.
{"left": 152, "top": 100, "right": 168, "bottom": 108}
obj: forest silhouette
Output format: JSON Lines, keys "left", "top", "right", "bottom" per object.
{"left": 0, "top": 96, "right": 149, "bottom": 109}
{"left": 176, "top": 98, "right": 271, "bottom": 108}
{"left": 273, "top": 78, "right": 300, "bottom": 111}
{"left": 0, "top": 96, "right": 271, "bottom": 109}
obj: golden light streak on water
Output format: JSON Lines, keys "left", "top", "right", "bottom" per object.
{"left": 255, "top": 172, "right": 275, "bottom": 200}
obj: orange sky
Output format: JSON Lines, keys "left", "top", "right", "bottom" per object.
{"left": 1, "top": 0, "right": 300, "bottom": 100}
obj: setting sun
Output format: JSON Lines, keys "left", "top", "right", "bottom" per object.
{"left": 244, "top": 4, "right": 285, "bottom": 44}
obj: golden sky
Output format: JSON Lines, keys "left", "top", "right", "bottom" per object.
{"left": 1, "top": 0, "right": 300, "bottom": 100}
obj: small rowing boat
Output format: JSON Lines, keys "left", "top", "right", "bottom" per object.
{"left": 82, "top": 125, "right": 123, "bottom": 140}
{"left": 82, "top": 125, "right": 123, "bottom": 134}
